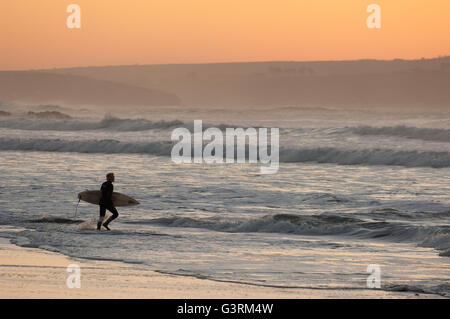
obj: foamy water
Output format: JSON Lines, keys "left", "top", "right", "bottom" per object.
{"left": 0, "top": 105, "right": 449, "bottom": 296}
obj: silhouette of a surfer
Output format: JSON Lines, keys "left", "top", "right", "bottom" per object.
{"left": 97, "top": 172, "right": 119, "bottom": 231}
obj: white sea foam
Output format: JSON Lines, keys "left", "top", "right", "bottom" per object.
{"left": 1, "top": 137, "right": 448, "bottom": 168}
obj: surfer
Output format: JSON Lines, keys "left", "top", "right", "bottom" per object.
{"left": 97, "top": 172, "right": 119, "bottom": 231}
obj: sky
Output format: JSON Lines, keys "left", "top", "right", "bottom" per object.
{"left": 0, "top": 0, "right": 449, "bottom": 70}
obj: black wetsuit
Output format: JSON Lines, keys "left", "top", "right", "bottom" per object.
{"left": 99, "top": 181, "right": 119, "bottom": 226}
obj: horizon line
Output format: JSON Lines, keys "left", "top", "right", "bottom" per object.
{"left": 2, "top": 55, "right": 449, "bottom": 72}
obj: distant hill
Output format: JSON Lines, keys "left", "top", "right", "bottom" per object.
{"left": 2, "top": 57, "right": 449, "bottom": 109}
{"left": 0, "top": 71, "right": 181, "bottom": 107}
{"left": 36, "top": 57, "right": 450, "bottom": 109}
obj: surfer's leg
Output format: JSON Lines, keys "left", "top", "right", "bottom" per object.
{"left": 103, "top": 206, "right": 119, "bottom": 230}
{"left": 97, "top": 206, "right": 106, "bottom": 230}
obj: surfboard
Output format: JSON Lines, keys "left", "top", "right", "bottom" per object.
{"left": 78, "top": 190, "right": 140, "bottom": 207}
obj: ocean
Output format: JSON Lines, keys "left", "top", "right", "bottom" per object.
{"left": 0, "top": 105, "right": 449, "bottom": 297}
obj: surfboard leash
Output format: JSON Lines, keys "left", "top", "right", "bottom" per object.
{"left": 73, "top": 198, "right": 81, "bottom": 218}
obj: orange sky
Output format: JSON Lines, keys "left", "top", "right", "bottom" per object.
{"left": 0, "top": 0, "right": 449, "bottom": 70}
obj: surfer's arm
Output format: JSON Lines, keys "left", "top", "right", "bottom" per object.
{"left": 105, "top": 184, "right": 113, "bottom": 201}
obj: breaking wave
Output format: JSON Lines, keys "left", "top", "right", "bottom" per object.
{"left": 0, "top": 116, "right": 257, "bottom": 132}
{"left": 362, "top": 208, "right": 450, "bottom": 221}
{"left": 279, "top": 147, "right": 450, "bottom": 168}
{"left": 0, "top": 116, "right": 185, "bottom": 132}
{"left": 1, "top": 137, "right": 449, "bottom": 168}
{"left": 0, "top": 138, "right": 173, "bottom": 156}
{"left": 129, "top": 213, "right": 450, "bottom": 256}
{"left": 350, "top": 125, "right": 450, "bottom": 143}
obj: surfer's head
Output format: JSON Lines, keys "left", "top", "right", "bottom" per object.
{"left": 106, "top": 172, "right": 115, "bottom": 182}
